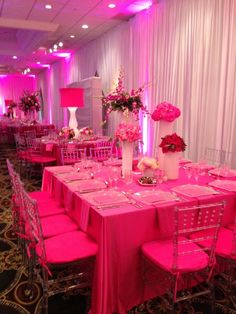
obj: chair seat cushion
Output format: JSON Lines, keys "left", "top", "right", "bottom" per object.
{"left": 142, "top": 236, "right": 209, "bottom": 273}
{"left": 29, "top": 191, "right": 65, "bottom": 217}
{"left": 226, "top": 222, "right": 235, "bottom": 231}
{"left": 29, "top": 155, "right": 56, "bottom": 164}
{"left": 190, "top": 227, "right": 236, "bottom": 260}
{"left": 36, "top": 230, "right": 97, "bottom": 264}
{"left": 41, "top": 214, "right": 78, "bottom": 238}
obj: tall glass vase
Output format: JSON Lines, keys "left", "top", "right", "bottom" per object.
{"left": 158, "top": 120, "right": 174, "bottom": 169}
{"left": 164, "top": 152, "right": 180, "bottom": 180}
{"left": 121, "top": 141, "right": 134, "bottom": 178}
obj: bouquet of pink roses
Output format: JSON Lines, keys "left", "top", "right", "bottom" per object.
{"left": 151, "top": 101, "right": 180, "bottom": 122}
{"left": 78, "top": 127, "right": 93, "bottom": 136}
{"left": 115, "top": 123, "right": 142, "bottom": 143}
{"left": 59, "top": 126, "right": 75, "bottom": 140}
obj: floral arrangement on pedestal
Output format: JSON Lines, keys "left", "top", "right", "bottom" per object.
{"left": 78, "top": 127, "right": 93, "bottom": 136}
{"left": 115, "top": 123, "right": 142, "bottom": 178}
{"left": 160, "top": 133, "right": 186, "bottom": 180}
{"left": 6, "top": 101, "right": 17, "bottom": 118}
{"left": 159, "top": 133, "right": 186, "bottom": 153}
{"left": 59, "top": 126, "right": 75, "bottom": 140}
{"left": 151, "top": 101, "right": 181, "bottom": 122}
{"left": 152, "top": 101, "right": 181, "bottom": 170}
{"left": 19, "top": 91, "right": 40, "bottom": 115}
{"left": 102, "top": 71, "right": 148, "bottom": 122}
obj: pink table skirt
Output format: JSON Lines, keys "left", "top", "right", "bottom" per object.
{"left": 42, "top": 166, "right": 236, "bottom": 314}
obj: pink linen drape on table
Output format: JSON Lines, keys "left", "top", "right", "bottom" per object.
{"left": 42, "top": 167, "right": 236, "bottom": 314}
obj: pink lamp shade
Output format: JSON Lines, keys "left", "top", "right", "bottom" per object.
{"left": 60, "top": 88, "right": 84, "bottom": 107}
{"left": 5, "top": 99, "right": 13, "bottom": 106}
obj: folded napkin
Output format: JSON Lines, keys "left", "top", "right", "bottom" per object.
{"left": 64, "top": 173, "right": 90, "bottom": 181}
{"left": 133, "top": 190, "right": 176, "bottom": 204}
{"left": 93, "top": 191, "right": 127, "bottom": 204}
{"left": 50, "top": 166, "right": 74, "bottom": 173}
{"left": 209, "top": 168, "right": 236, "bottom": 178}
{"left": 77, "top": 180, "right": 106, "bottom": 192}
{"left": 103, "top": 159, "right": 122, "bottom": 167}
{"left": 172, "top": 184, "right": 216, "bottom": 197}
{"left": 185, "top": 163, "right": 214, "bottom": 171}
{"left": 209, "top": 180, "right": 236, "bottom": 192}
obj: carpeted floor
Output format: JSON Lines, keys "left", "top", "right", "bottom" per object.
{"left": 0, "top": 144, "right": 235, "bottom": 314}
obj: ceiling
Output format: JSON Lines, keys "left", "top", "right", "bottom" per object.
{"left": 0, "top": 0, "right": 153, "bottom": 75}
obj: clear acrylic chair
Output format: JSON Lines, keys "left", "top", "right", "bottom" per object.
{"left": 141, "top": 202, "right": 224, "bottom": 313}
{"left": 24, "top": 129, "right": 37, "bottom": 140}
{"left": 191, "top": 214, "right": 236, "bottom": 303}
{"left": 90, "top": 146, "right": 112, "bottom": 161}
{"left": 60, "top": 147, "right": 86, "bottom": 165}
{"left": 22, "top": 188, "right": 97, "bottom": 314}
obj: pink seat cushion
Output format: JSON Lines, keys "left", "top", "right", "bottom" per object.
{"left": 142, "top": 236, "right": 209, "bottom": 274}
{"left": 226, "top": 223, "right": 235, "bottom": 231}
{"left": 190, "top": 227, "right": 236, "bottom": 260}
{"left": 41, "top": 214, "right": 78, "bottom": 238}
{"left": 29, "top": 155, "right": 56, "bottom": 164}
{"left": 28, "top": 191, "right": 65, "bottom": 217}
{"left": 36, "top": 230, "right": 97, "bottom": 264}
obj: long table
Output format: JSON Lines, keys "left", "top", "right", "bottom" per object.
{"left": 42, "top": 165, "right": 236, "bottom": 314}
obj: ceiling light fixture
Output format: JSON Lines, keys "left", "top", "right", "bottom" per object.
{"left": 45, "top": 4, "right": 52, "bottom": 9}
{"left": 82, "top": 24, "right": 89, "bottom": 29}
{"left": 37, "top": 61, "right": 41, "bottom": 64}
{"left": 70, "top": 34, "right": 75, "bottom": 38}
{"left": 12, "top": 56, "right": 17, "bottom": 59}
{"left": 58, "top": 42, "right": 63, "bottom": 47}
{"left": 108, "top": 3, "right": 116, "bottom": 8}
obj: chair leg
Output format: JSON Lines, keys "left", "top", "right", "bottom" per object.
{"left": 42, "top": 268, "right": 49, "bottom": 314}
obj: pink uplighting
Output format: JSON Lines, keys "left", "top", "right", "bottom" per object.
{"left": 52, "top": 52, "right": 71, "bottom": 58}
{"left": 126, "top": 1, "right": 152, "bottom": 13}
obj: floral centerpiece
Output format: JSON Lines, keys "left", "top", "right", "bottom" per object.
{"left": 159, "top": 133, "right": 186, "bottom": 180}
{"left": 78, "top": 127, "right": 93, "bottom": 136}
{"left": 102, "top": 71, "right": 148, "bottom": 122}
{"left": 19, "top": 91, "right": 40, "bottom": 115}
{"left": 115, "top": 123, "right": 142, "bottom": 178}
{"left": 115, "top": 123, "right": 142, "bottom": 143}
{"left": 6, "top": 101, "right": 17, "bottom": 118}
{"left": 137, "top": 157, "right": 159, "bottom": 179}
{"left": 159, "top": 133, "right": 186, "bottom": 153}
{"left": 151, "top": 101, "right": 181, "bottom": 122}
{"left": 59, "top": 126, "right": 75, "bottom": 140}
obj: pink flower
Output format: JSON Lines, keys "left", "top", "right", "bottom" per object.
{"left": 115, "top": 123, "right": 142, "bottom": 143}
{"left": 151, "top": 102, "right": 181, "bottom": 122}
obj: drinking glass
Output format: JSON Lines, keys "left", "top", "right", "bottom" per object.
{"left": 185, "top": 166, "right": 192, "bottom": 180}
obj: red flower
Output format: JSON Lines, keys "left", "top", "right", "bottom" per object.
{"left": 159, "top": 133, "right": 186, "bottom": 153}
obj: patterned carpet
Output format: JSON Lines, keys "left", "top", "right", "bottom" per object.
{"left": 0, "top": 144, "right": 235, "bottom": 314}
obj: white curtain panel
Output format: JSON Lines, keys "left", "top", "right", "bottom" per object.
{"left": 39, "top": 0, "right": 236, "bottom": 166}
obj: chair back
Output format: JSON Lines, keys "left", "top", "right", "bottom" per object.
{"left": 61, "top": 147, "right": 86, "bottom": 165}
{"left": 173, "top": 202, "right": 224, "bottom": 271}
{"left": 90, "top": 146, "right": 112, "bottom": 161}
{"left": 24, "top": 130, "right": 37, "bottom": 140}
{"left": 21, "top": 188, "right": 46, "bottom": 264}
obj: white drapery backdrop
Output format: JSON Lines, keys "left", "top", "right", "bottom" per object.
{"left": 38, "top": 0, "right": 236, "bottom": 164}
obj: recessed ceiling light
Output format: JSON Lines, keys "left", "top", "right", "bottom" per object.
{"left": 12, "top": 56, "right": 17, "bottom": 59}
{"left": 58, "top": 42, "right": 63, "bottom": 47}
{"left": 70, "top": 34, "right": 75, "bottom": 38}
{"left": 37, "top": 61, "right": 40, "bottom": 64}
{"left": 53, "top": 44, "right": 58, "bottom": 49}
{"left": 108, "top": 3, "right": 116, "bottom": 9}
{"left": 45, "top": 4, "right": 52, "bottom": 9}
{"left": 49, "top": 48, "right": 53, "bottom": 53}
{"left": 82, "top": 24, "right": 89, "bottom": 29}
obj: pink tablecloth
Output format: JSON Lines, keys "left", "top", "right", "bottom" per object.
{"left": 42, "top": 166, "right": 236, "bottom": 314}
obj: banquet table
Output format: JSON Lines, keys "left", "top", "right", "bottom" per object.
{"left": 36, "top": 136, "right": 113, "bottom": 164}
{"left": 0, "top": 121, "right": 55, "bottom": 144}
{"left": 42, "top": 164, "right": 236, "bottom": 314}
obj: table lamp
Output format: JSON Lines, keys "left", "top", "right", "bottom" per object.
{"left": 60, "top": 88, "right": 84, "bottom": 137}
